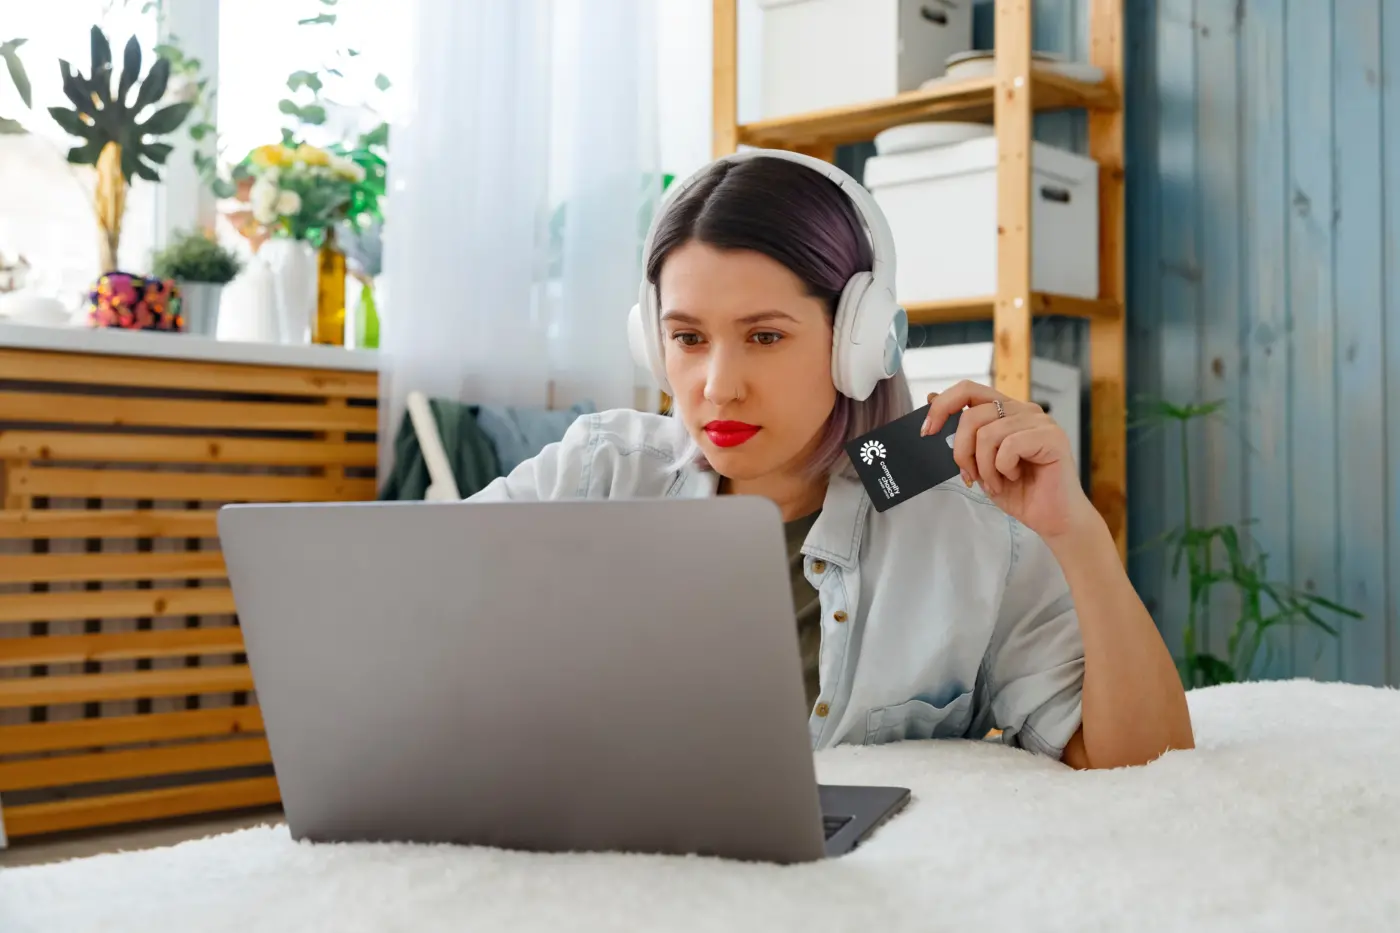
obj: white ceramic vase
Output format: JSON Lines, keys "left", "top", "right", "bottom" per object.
{"left": 260, "top": 238, "right": 317, "bottom": 344}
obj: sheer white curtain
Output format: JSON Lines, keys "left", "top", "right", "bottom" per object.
{"left": 378, "top": 0, "right": 661, "bottom": 477}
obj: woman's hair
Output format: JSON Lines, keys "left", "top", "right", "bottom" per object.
{"left": 646, "top": 156, "right": 913, "bottom": 478}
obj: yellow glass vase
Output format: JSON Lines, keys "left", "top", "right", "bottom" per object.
{"left": 314, "top": 229, "right": 347, "bottom": 346}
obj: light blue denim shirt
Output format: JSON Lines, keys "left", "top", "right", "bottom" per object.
{"left": 468, "top": 408, "right": 1085, "bottom": 759}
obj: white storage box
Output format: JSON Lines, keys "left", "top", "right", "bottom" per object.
{"left": 902, "top": 342, "right": 1082, "bottom": 464}
{"left": 864, "top": 137, "right": 1100, "bottom": 303}
{"left": 757, "top": 0, "right": 973, "bottom": 119}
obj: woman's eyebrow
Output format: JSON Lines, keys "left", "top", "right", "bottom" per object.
{"left": 659, "top": 309, "right": 800, "bottom": 325}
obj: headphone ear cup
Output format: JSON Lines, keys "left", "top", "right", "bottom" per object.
{"left": 831, "top": 272, "right": 877, "bottom": 401}
{"left": 629, "top": 284, "right": 670, "bottom": 394}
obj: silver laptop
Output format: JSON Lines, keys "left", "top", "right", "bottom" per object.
{"left": 217, "top": 496, "right": 909, "bottom": 863}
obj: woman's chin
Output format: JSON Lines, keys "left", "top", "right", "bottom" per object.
{"left": 701, "top": 444, "right": 777, "bottom": 481}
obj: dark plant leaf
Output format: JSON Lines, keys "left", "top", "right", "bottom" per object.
{"left": 138, "top": 100, "right": 193, "bottom": 135}
{"left": 278, "top": 98, "right": 300, "bottom": 116}
{"left": 131, "top": 56, "right": 171, "bottom": 114}
{"left": 144, "top": 142, "right": 173, "bottom": 164}
{"left": 212, "top": 177, "right": 236, "bottom": 198}
{"left": 66, "top": 137, "right": 104, "bottom": 164}
{"left": 90, "top": 26, "right": 114, "bottom": 91}
{"left": 298, "top": 13, "right": 337, "bottom": 25}
{"left": 327, "top": 68, "right": 343, "bottom": 77}
{"left": 1, "top": 44, "right": 32, "bottom": 108}
{"left": 120, "top": 144, "right": 140, "bottom": 180}
{"left": 1300, "top": 592, "right": 1363, "bottom": 618}
{"left": 188, "top": 121, "right": 213, "bottom": 140}
{"left": 280, "top": 127, "right": 297, "bottom": 145}
{"left": 374, "top": 73, "right": 390, "bottom": 91}
{"left": 117, "top": 36, "right": 141, "bottom": 104}
{"left": 347, "top": 48, "right": 360, "bottom": 56}
{"left": 298, "top": 104, "right": 326, "bottom": 125}
{"left": 0, "top": 115, "right": 26, "bottom": 134}
{"left": 47, "top": 106, "right": 91, "bottom": 136}
{"left": 59, "top": 61, "right": 88, "bottom": 111}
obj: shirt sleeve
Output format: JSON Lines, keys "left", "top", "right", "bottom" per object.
{"left": 465, "top": 412, "right": 597, "bottom": 502}
{"left": 981, "top": 516, "right": 1085, "bottom": 759}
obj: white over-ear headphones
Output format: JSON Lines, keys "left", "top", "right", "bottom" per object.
{"left": 627, "top": 148, "right": 908, "bottom": 402}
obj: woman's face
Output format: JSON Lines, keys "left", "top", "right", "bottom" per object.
{"left": 658, "top": 240, "right": 838, "bottom": 483}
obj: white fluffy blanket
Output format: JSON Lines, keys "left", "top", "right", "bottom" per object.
{"left": 5, "top": 680, "right": 1400, "bottom": 933}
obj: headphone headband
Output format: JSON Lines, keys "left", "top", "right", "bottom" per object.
{"left": 640, "top": 148, "right": 897, "bottom": 301}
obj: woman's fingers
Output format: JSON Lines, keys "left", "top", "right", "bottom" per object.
{"left": 921, "top": 380, "right": 1009, "bottom": 436}
{"left": 952, "top": 402, "right": 1004, "bottom": 485}
{"left": 974, "top": 412, "right": 1037, "bottom": 495}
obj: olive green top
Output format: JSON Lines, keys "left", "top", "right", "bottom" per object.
{"left": 785, "top": 509, "right": 823, "bottom": 710}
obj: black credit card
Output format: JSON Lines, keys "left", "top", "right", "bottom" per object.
{"left": 844, "top": 404, "right": 962, "bottom": 512}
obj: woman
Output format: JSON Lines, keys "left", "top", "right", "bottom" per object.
{"left": 471, "top": 150, "right": 1193, "bottom": 770}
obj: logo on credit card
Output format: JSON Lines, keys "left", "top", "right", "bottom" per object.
{"left": 843, "top": 405, "right": 963, "bottom": 513}
{"left": 858, "top": 440, "right": 886, "bottom": 465}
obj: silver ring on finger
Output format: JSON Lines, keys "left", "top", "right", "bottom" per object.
{"left": 993, "top": 399, "right": 1006, "bottom": 419}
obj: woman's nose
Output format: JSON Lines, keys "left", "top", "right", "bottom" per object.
{"left": 703, "top": 347, "right": 745, "bottom": 404}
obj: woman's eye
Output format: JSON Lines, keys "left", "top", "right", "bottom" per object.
{"left": 671, "top": 332, "right": 702, "bottom": 347}
{"left": 752, "top": 332, "right": 783, "bottom": 346}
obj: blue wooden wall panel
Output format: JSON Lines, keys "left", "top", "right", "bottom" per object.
{"left": 1153, "top": 0, "right": 1202, "bottom": 665}
{"left": 1124, "top": 0, "right": 1167, "bottom": 624}
{"left": 1332, "top": 0, "right": 1388, "bottom": 686}
{"left": 1128, "top": 0, "right": 1398, "bottom": 684}
{"left": 1285, "top": 0, "right": 1342, "bottom": 680}
{"left": 1384, "top": 3, "right": 1400, "bottom": 687}
{"left": 1237, "top": 0, "right": 1297, "bottom": 680}
{"left": 1194, "top": 0, "right": 1247, "bottom": 666}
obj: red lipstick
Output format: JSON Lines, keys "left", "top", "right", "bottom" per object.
{"left": 704, "top": 420, "right": 760, "bottom": 448}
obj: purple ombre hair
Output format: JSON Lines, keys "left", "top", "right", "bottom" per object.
{"left": 646, "top": 156, "right": 913, "bottom": 479}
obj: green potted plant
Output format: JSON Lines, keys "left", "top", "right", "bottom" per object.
{"left": 1136, "top": 398, "right": 1362, "bottom": 686}
{"left": 152, "top": 230, "right": 242, "bottom": 336}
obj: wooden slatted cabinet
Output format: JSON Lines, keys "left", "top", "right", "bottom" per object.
{"left": 710, "top": 0, "right": 1128, "bottom": 555}
{"left": 0, "top": 341, "right": 377, "bottom": 840}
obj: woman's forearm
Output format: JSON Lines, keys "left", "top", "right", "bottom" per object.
{"left": 1046, "top": 511, "right": 1195, "bottom": 769}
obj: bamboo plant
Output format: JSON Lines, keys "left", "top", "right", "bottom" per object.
{"left": 48, "top": 26, "right": 194, "bottom": 272}
{"left": 1136, "top": 398, "right": 1362, "bottom": 687}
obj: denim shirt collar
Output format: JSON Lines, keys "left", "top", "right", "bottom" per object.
{"left": 666, "top": 465, "right": 869, "bottom": 572}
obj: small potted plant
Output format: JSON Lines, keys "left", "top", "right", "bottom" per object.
{"left": 151, "top": 230, "right": 242, "bottom": 336}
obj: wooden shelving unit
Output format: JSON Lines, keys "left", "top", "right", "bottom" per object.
{"left": 711, "top": 0, "right": 1127, "bottom": 557}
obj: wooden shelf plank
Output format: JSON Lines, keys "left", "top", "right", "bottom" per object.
{"left": 0, "top": 586, "right": 236, "bottom": 626}
{"left": 904, "top": 293, "right": 1122, "bottom": 326}
{"left": 0, "top": 347, "right": 377, "bottom": 399}
{"left": 736, "top": 71, "right": 1118, "bottom": 150}
{"left": 0, "top": 509, "right": 219, "bottom": 540}
{"left": 0, "top": 550, "right": 227, "bottom": 585}
{"left": 8, "top": 466, "right": 376, "bottom": 503}
{"left": 0, "top": 706, "right": 264, "bottom": 755}
{"left": 0, "top": 625, "right": 245, "bottom": 667}
{"left": 0, "top": 392, "right": 378, "bottom": 433}
{"left": 0, "top": 664, "right": 254, "bottom": 707}
{"left": 1, "top": 775, "right": 281, "bottom": 837}
{"left": 0, "top": 736, "right": 272, "bottom": 792}
{"left": 0, "top": 431, "right": 377, "bottom": 468}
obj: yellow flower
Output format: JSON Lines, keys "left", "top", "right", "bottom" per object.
{"left": 294, "top": 144, "right": 331, "bottom": 167}
{"left": 250, "top": 144, "right": 292, "bottom": 168}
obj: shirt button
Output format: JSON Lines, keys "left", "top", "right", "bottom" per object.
{"left": 815, "top": 702, "right": 830, "bottom": 718}
{"left": 833, "top": 611, "right": 848, "bottom": 623}
{"left": 811, "top": 560, "right": 827, "bottom": 574}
